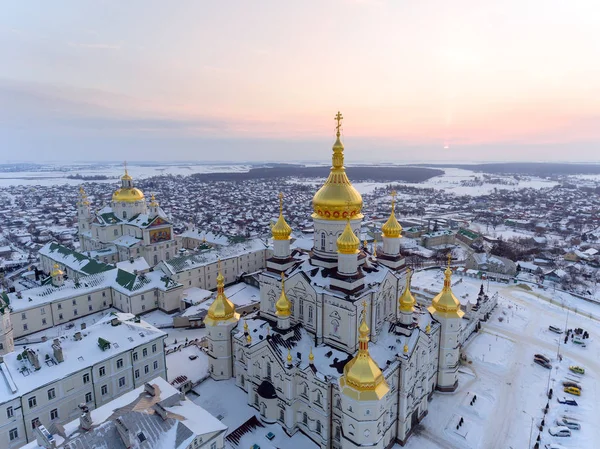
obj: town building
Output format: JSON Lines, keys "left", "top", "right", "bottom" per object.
{"left": 0, "top": 313, "right": 166, "bottom": 448}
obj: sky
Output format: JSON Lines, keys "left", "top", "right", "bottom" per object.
{"left": 1, "top": 0, "right": 599, "bottom": 163}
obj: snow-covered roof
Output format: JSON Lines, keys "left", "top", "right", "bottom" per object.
{"left": 39, "top": 242, "right": 113, "bottom": 276}
{"left": 112, "top": 235, "right": 142, "bottom": 248}
{"left": 116, "top": 257, "right": 150, "bottom": 274}
{"left": 0, "top": 313, "right": 165, "bottom": 402}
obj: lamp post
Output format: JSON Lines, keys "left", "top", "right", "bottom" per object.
{"left": 522, "top": 410, "right": 535, "bottom": 448}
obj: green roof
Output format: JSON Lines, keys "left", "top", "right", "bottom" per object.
{"left": 458, "top": 229, "right": 480, "bottom": 240}
{"left": 42, "top": 243, "right": 113, "bottom": 276}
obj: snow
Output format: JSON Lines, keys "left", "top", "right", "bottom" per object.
{"left": 166, "top": 345, "right": 209, "bottom": 384}
{"left": 116, "top": 256, "right": 150, "bottom": 273}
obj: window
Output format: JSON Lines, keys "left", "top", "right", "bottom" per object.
{"left": 153, "top": 361, "right": 158, "bottom": 370}
{"left": 85, "top": 392, "right": 92, "bottom": 403}
{"left": 144, "top": 365, "right": 149, "bottom": 374}
{"left": 118, "top": 377, "right": 126, "bottom": 388}
{"left": 59, "top": 313, "right": 63, "bottom": 320}
{"left": 72, "top": 299, "right": 77, "bottom": 305}
{"left": 102, "top": 291, "right": 106, "bottom": 297}
{"left": 99, "top": 366, "right": 106, "bottom": 377}
{"left": 58, "top": 303, "right": 62, "bottom": 309}
{"left": 114, "top": 229, "right": 119, "bottom": 236}
{"left": 254, "top": 395, "right": 259, "bottom": 406}
{"left": 47, "top": 388, "right": 56, "bottom": 400}
{"left": 7, "top": 406, "right": 13, "bottom": 418}
{"left": 23, "top": 324, "right": 28, "bottom": 331}
{"left": 117, "top": 358, "right": 123, "bottom": 369}
{"left": 303, "top": 412, "right": 308, "bottom": 425}
{"left": 308, "top": 306, "right": 313, "bottom": 322}
{"left": 83, "top": 373, "right": 90, "bottom": 384}
{"left": 279, "top": 409, "right": 285, "bottom": 422}
{"left": 31, "top": 418, "right": 39, "bottom": 429}
{"left": 50, "top": 408, "right": 58, "bottom": 420}
{"left": 135, "top": 369, "right": 140, "bottom": 379}
{"left": 320, "top": 232, "right": 326, "bottom": 249}
{"left": 101, "top": 385, "right": 108, "bottom": 395}
{"left": 89, "top": 305, "right": 93, "bottom": 311}
{"left": 74, "top": 309, "right": 78, "bottom": 316}
{"left": 210, "top": 443, "right": 216, "bottom": 449}
{"left": 21, "top": 313, "right": 26, "bottom": 320}
{"left": 88, "top": 295, "right": 91, "bottom": 302}
{"left": 28, "top": 396, "right": 37, "bottom": 408}
{"left": 103, "top": 301, "right": 107, "bottom": 307}
{"left": 9, "top": 428, "right": 18, "bottom": 441}
{"left": 154, "top": 255, "right": 158, "bottom": 265}
{"left": 267, "top": 362, "right": 271, "bottom": 377}
{"left": 152, "top": 344, "right": 157, "bottom": 353}
{"left": 42, "top": 318, "right": 47, "bottom": 325}
{"left": 142, "top": 305, "right": 146, "bottom": 311}
{"left": 141, "top": 294, "right": 145, "bottom": 301}
{"left": 316, "top": 420, "right": 322, "bottom": 434}
{"left": 142, "top": 348, "right": 148, "bottom": 357}
{"left": 133, "top": 352, "right": 138, "bottom": 361}
{"left": 41, "top": 307, "right": 46, "bottom": 315}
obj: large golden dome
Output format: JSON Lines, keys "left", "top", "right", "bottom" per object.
{"left": 341, "top": 301, "right": 389, "bottom": 401}
{"left": 312, "top": 112, "right": 363, "bottom": 221}
{"left": 112, "top": 168, "right": 145, "bottom": 203}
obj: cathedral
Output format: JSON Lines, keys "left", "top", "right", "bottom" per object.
{"left": 77, "top": 166, "right": 178, "bottom": 266}
{"left": 204, "top": 113, "right": 471, "bottom": 448}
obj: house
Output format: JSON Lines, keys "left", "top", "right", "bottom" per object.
{"left": 465, "top": 253, "right": 517, "bottom": 276}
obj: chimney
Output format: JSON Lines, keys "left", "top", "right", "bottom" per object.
{"left": 81, "top": 323, "right": 87, "bottom": 330}
{"left": 115, "top": 418, "right": 134, "bottom": 448}
{"left": 74, "top": 332, "right": 82, "bottom": 341}
{"left": 78, "top": 403, "right": 93, "bottom": 431}
{"left": 153, "top": 402, "right": 169, "bottom": 421}
{"left": 27, "top": 349, "right": 41, "bottom": 370}
{"left": 34, "top": 424, "right": 56, "bottom": 449}
{"left": 52, "top": 341, "right": 64, "bottom": 363}
{"left": 41, "top": 336, "right": 47, "bottom": 342}
{"left": 111, "top": 317, "right": 120, "bottom": 326}
{"left": 144, "top": 383, "right": 157, "bottom": 396}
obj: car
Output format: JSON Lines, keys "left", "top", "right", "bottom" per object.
{"left": 545, "top": 444, "right": 569, "bottom": 449}
{"left": 548, "top": 426, "right": 571, "bottom": 437}
{"left": 562, "top": 381, "right": 582, "bottom": 390}
{"left": 557, "top": 417, "right": 581, "bottom": 430}
{"left": 572, "top": 336, "right": 587, "bottom": 347}
{"left": 534, "top": 354, "right": 551, "bottom": 363}
{"left": 549, "top": 325, "right": 563, "bottom": 334}
{"left": 534, "top": 358, "right": 552, "bottom": 369}
{"left": 569, "top": 366, "right": 585, "bottom": 374}
{"left": 564, "top": 386, "right": 581, "bottom": 396}
{"left": 557, "top": 397, "right": 578, "bottom": 406}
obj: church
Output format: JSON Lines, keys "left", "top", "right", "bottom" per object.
{"left": 77, "top": 167, "right": 179, "bottom": 266}
{"left": 204, "top": 112, "right": 476, "bottom": 448}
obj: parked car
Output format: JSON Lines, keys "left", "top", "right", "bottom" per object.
{"left": 545, "top": 444, "right": 568, "bottom": 449}
{"left": 548, "top": 325, "right": 563, "bottom": 334}
{"left": 569, "top": 366, "right": 585, "bottom": 374}
{"left": 564, "top": 386, "right": 581, "bottom": 396}
{"left": 534, "top": 358, "right": 552, "bottom": 369}
{"left": 557, "top": 417, "right": 581, "bottom": 430}
{"left": 534, "top": 354, "right": 551, "bottom": 364}
{"left": 548, "top": 426, "right": 571, "bottom": 437}
{"left": 562, "top": 381, "right": 582, "bottom": 390}
{"left": 557, "top": 397, "right": 578, "bottom": 406}
{"left": 572, "top": 336, "right": 586, "bottom": 347}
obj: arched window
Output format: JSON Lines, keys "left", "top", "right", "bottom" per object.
{"left": 308, "top": 306, "right": 313, "bottom": 322}
{"left": 122, "top": 210, "right": 127, "bottom": 219}
{"left": 267, "top": 362, "right": 272, "bottom": 378}
{"left": 316, "top": 420, "right": 322, "bottom": 434}
{"left": 240, "top": 375, "right": 245, "bottom": 387}
{"left": 280, "top": 409, "right": 285, "bottom": 422}
{"left": 303, "top": 412, "right": 308, "bottom": 425}
{"left": 166, "top": 252, "right": 170, "bottom": 260}
{"left": 320, "top": 232, "right": 326, "bottom": 250}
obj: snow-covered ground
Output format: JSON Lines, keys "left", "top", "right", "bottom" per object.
{"left": 166, "top": 345, "right": 209, "bottom": 385}
{"left": 400, "top": 278, "right": 600, "bottom": 449}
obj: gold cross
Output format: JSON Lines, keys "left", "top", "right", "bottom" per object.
{"left": 278, "top": 192, "right": 284, "bottom": 214}
{"left": 217, "top": 258, "right": 222, "bottom": 272}
{"left": 391, "top": 190, "right": 397, "bottom": 208}
{"left": 334, "top": 111, "right": 344, "bottom": 134}
{"left": 447, "top": 252, "right": 452, "bottom": 267}
{"left": 124, "top": 161, "right": 128, "bottom": 175}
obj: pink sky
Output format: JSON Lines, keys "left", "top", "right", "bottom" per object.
{"left": 1, "top": 0, "right": 599, "bottom": 161}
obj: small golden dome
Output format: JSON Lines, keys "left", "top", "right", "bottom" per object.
{"left": 337, "top": 220, "right": 360, "bottom": 254}
{"left": 403, "top": 344, "right": 409, "bottom": 354}
{"left": 275, "top": 273, "right": 292, "bottom": 317}
{"left": 427, "top": 255, "right": 465, "bottom": 318}
{"left": 246, "top": 334, "right": 252, "bottom": 344}
{"left": 399, "top": 268, "right": 416, "bottom": 313}
{"left": 204, "top": 262, "right": 237, "bottom": 325}
{"left": 425, "top": 323, "right": 431, "bottom": 334}
{"left": 287, "top": 349, "right": 293, "bottom": 364}
{"left": 121, "top": 162, "right": 132, "bottom": 180}
{"left": 149, "top": 193, "right": 159, "bottom": 207}
{"left": 78, "top": 186, "right": 90, "bottom": 206}
{"left": 381, "top": 191, "right": 402, "bottom": 238}
{"left": 243, "top": 320, "right": 249, "bottom": 332}
{"left": 272, "top": 193, "right": 292, "bottom": 241}
{"left": 51, "top": 263, "right": 63, "bottom": 277}
{"left": 341, "top": 301, "right": 390, "bottom": 401}
{"left": 312, "top": 112, "right": 363, "bottom": 221}
{"left": 309, "top": 348, "right": 314, "bottom": 364}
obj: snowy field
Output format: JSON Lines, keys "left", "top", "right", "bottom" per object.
{"left": 400, "top": 276, "right": 600, "bottom": 449}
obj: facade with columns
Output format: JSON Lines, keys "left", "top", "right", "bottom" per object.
{"left": 204, "top": 113, "right": 491, "bottom": 448}
{"left": 77, "top": 168, "right": 179, "bottom": 267}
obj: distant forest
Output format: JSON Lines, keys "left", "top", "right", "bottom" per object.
{"left": 191, "top": 166, "right": 444, "bottom": 183}
{"left": 411, "top": 162, "right": 600, "bottom": 176}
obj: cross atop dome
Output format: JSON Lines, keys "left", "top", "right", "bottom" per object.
{"left": 334, "top": 111, "right": 344, "bottom": 136}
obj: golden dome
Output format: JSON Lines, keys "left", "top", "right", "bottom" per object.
{"left": 287, "top": 349, "right": 293, "bottom": 364}
{"left": 381, "top": 191, "right": 402, "bottom": 238}
{"left": 272, "top": 193, "right": 292, "bottom": 241}
{"left": 51, "top": 263, "right": 63, "bottom": 277}
{"left": 312, "top": 112, "right": 363, "bottom": 221}
{"left": 337, "top": 220, "right": 360, "bottom": 254}
{"left": 403, "top": 344, "right": 409, "bottom": 354}
{"left": 149, "top": 193, "right": 159, "bottom": 207}
{"left": 309, "top": 348, "right": 314, "bottom": 364}
{"left": 275, "top": 273, "right": 292, "bottom": 317}
{"left": 112, "top": 187, "right": 145, "bottom": 203}
{"left": 204, "top": 263, "right": 237, "bottom": 325}
{"left": 341, "top": 301, "right": 390, "bottom": 401}
{"left": 399, "top": 268, "right": 416, "bottom": 313}
{"left": 427, "top": 255, "right": 465, "bottom": 319}
{"left": 78, "top": 186, "right": 90, "bottom": 206}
